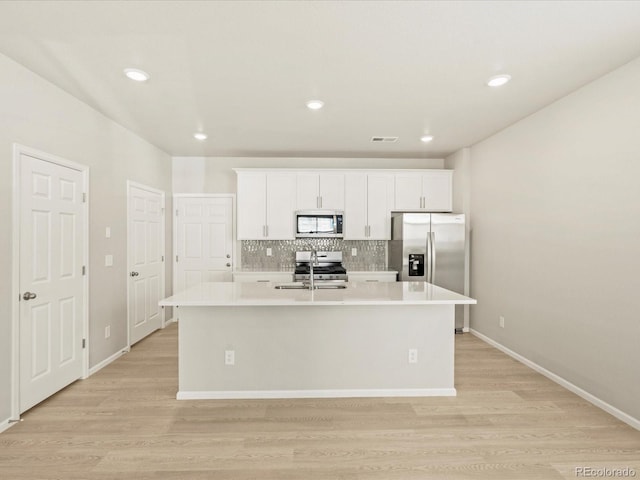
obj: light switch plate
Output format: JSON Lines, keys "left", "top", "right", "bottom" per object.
{"left": 266, "top": 248, "right": 272, "bottom": 256}
{"left": 351, "top": 248, "right": 357, "bottom": 256}
{"left": 105, "top": 254, "right": 113, "bottom": 267}
{"left": 105, "top": 227, "right": 111, "bottom": 238}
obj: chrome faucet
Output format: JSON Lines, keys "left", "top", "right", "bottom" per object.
{"left": 309, "top": 248, "right": 318, "bottom": 290}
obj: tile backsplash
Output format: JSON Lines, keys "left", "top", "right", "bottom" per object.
{"left": 241, "top": 239, "right": 387, "bottom": 271}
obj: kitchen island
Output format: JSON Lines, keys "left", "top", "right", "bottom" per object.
{"left": 159, "top": 281, "right": 476, "bottom": 400}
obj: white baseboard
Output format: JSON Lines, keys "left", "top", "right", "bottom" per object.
{"left": 177, "top": 388, "right": 456, "bottom": 400}
{"left": 470, "top": 329, "right": 640, "bottom": 431}
{"left": 88, "top": 348, "right": 130, "bottom": 377}
{"left": 0, "top": 417, "right": 16, "bottom": 434}
{"left": 163, "top": 317, "right": 176, "bottom": 327}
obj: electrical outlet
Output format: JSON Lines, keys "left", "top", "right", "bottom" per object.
{"left": 105, "top": 254, "right": 113, "bottom": 267}
{"left": 105, "top": 325, "right": 110, "bottom": 339}
{"left": 408, "top": 348, "right": 418, "bottom": 364}
{"left": 105, "top": 227, "right": 111, "bottom": 238}
{"left": 351, "top": 248, "right": 357, "bottom": 256}
{"left": 266, "top": 248, "right": 272, "bottom": 256}
{"left": 224, "top": 350, "right": 235, "bottom": 366}
{"left": 499, "top": 316, "right": 505, "bottom": 328}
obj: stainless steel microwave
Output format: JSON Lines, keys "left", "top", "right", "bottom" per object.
{"left": 295, "top": 210, "right": 344, "bottom": 238}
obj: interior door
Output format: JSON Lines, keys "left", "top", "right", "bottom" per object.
{"left": 19, "top": 153, "right": 85, "bottom": 413}
{"left": 127, "top": 183, "right": 164, "bottom": 345}
{"left": 175, "top": 196, "right": 233, "bottom": 293}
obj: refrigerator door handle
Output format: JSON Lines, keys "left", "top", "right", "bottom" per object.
{"left": 431, "top": 232, "right": 437, "bottom": 284}
{"left": 426, "top": 232, "right": 432, "bottom": 283}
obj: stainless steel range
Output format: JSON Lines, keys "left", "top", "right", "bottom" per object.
{"left": 294, "top": 251, "right": 348, "bottom": 282}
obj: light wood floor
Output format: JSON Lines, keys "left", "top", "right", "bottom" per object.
{"left": 1, "top": 323, "right": 639, "bottom": 480}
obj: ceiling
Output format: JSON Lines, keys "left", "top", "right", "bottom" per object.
{"left": 1, "top": 1, "right": 640, "bottom": 159}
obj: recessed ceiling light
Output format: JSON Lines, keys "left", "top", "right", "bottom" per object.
{"left": 487, "top": 74, "right": 511, "bottom": 87}
{"left": 123, "top": 68, "right": 150, "bottom": 82}
{"left": 193, "top": 132, "right": 207, "bottom": 140}
{"left": 420, "top": 135, "right": 434, "bottom": 143}
{"left": 306, "top": 100, "right": 324, "bottom": 110}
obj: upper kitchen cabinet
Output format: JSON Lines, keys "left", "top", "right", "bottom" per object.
{"left": 394, "top": 170, "right": 453, "bottom": 212}
{"left": 296, "top": 172, "right": 345, "bottom": 210}
{"left": 344, "top": 173, "right": 394, "bottom": 240}
{"left": 237, "top": 171, "right": 296, "bottom": 240}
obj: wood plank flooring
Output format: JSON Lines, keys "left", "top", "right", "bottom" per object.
{"left": 1, "top": 323, "right": 639, "bottom": 479}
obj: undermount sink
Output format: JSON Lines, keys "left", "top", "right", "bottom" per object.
{"left": 274, "top": 281, "right": 347, "bottom": 290}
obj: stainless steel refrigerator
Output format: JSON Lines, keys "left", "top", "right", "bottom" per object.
{"left": 388, "top": 212, "right": 467, "bottom": 332}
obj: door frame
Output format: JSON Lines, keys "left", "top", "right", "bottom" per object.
{"left": 11, "top": 143, "right": 90, "bottom": 421}
{"left": 126, "top": 180, "right": 166, "bottom": 347}
{"left": 172, "top": 194, "right": 236, "bottom": 294}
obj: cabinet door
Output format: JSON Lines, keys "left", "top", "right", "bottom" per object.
{"left": 344, "top": 173, "right": 368, "bottom": 240}
{"left": 296, "top": 173, "right": 319, "bottom": 210}
{"left": 367, "top": 174, "right": 394, "bottom": 239}
{"left": 237, "top": 172, "right": 266, "bottom": 239}
{"left": 422, "top": 171, "right": 452, "bottom": 212}
{"left": 266, "top": 173, "right": 296, "bottom": 239}
{"left": 394, "top": 174, "right": 422, "bottom": 210}
{"left": 318, "top": 173, "right": 345, "bottom": 210}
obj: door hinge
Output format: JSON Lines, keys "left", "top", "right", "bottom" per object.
{"left": 175, "top": 209, "right": 179, "bottom": 216}
{"left": 82, "top": 338, "right": 86, "bottom": 349}
{"left": 176, "top": 255, "right": 179, "bottom": 262}
{"left": 82, "top": 265, "right": 86, "bottom": 275}
{"left": 82, "top": 192, "right": 87, "bottom": 203}
{"left": 161, "top": 255, "right": 164, "bottom": 262}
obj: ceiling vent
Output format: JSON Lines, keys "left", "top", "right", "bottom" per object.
{"left": 371, "top": 136, "right": 398, "bottom": 142}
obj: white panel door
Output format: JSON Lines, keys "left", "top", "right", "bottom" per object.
{"left": 175, "top": 196, "right": 233, "bottom": 293}
{"left": 19, "top": 153, "right": 85, "bottom": 413}
{"left": 127, "top": 183, "right": 164, "bottom": 345}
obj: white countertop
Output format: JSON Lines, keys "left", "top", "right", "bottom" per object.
{"left": 159, "top": 281, "right": 476, "bottom": 307}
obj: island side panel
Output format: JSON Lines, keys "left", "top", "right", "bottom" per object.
{"left": 177, "top": 304, "right": 455, "bottom": 399}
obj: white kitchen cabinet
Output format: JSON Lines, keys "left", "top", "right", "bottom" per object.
{"left": 237, "top": 172, "right": 296, "bottom": 239}
{"left": 347, "top": 271, "right": 397, "bottom": 282}
{"left": 344, "top": 173, "right": 394, "bottom": 240}
{"left": 296, "top": 172, "right": 345, "bottom": 210}
{"left": 394, "top": 170, "right": 452, "bottom": 212}
{"left": 233, "top": 272, "right": 293, "bottom": 283}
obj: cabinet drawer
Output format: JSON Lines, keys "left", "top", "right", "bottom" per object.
{"left": 233, "top": 272, "right": 294, "bottom": 283}
{"left": 347, "top": 272, "right": 397, "bottom": 282}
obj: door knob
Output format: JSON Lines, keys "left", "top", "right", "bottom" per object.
{"left": 226, "top": 263, "right": 231, "bottom": 267}
{"left": 22, "top": 292, "right": 37, "bottom": 300}
{"left": 226, "top": 254, "right": 231, "bottom": 258}
{"left": 130, "top": 271, "right": 139, "bottom": 277}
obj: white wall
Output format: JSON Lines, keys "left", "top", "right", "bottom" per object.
{"left": 467, "top": 56, "right": 640, "bottom": 422}
{"left": 0, "top": 53, "right": 173, "bottom": 423}
{"left": 172, "top": 156, "right": 445, "bottom": 193}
